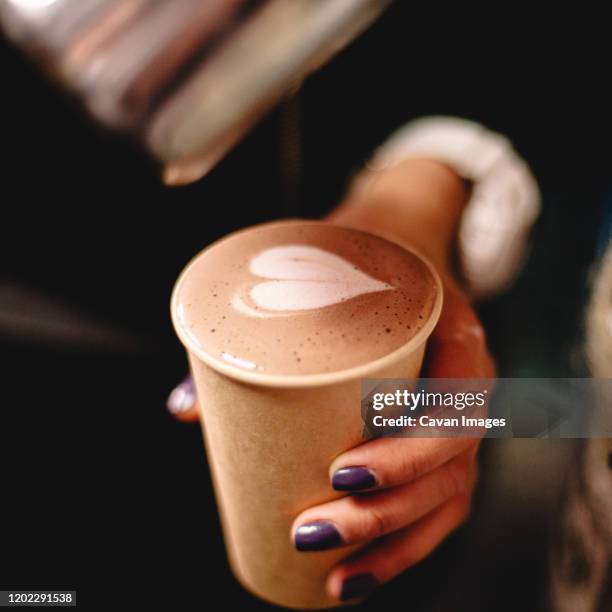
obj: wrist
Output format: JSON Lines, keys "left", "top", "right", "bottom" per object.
{"left": 362, "top": 116, "right": 541, "bottom": 299}
{"left": 328, "top": 158, "right": 468, "bottom": 282}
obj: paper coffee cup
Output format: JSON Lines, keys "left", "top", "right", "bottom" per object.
{"left": 171, "top": 222, "right": 443, "bottom": 609}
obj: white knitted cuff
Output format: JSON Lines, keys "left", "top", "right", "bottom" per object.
{"left": 365, "top": 116, "right": 541, "bottom": 299}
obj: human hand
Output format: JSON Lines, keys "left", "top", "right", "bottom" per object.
{"left": 167, "top": 159, "right": 495, "bottom": 602}
{"left": 290, "top": 280, "right": 493, "bottom": 601}
{"left": 292, "top": 159, "right": 494, "bottom": 601}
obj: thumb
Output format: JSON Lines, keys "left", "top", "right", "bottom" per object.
{"left": 166, "top": 375, "right": 200, "bottom": 422}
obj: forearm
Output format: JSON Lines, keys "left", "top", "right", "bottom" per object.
{"left": 327, "top": 158, "right": 469, "bottom": 283}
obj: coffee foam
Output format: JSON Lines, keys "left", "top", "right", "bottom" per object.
{"left": 175, "top": 221, "right": 439, "bottom": 377}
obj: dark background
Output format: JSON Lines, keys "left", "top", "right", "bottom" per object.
{"left": 1, "top": 5, "right": 609, "bottom": 610}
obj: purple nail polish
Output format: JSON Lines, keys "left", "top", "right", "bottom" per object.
{"left": 167, "top": 375, "right": 196, "bottom": 415}
{"left": 340, "top": 573, "right": 379, "bottom": 601}
{"left": 332, "top": 466, "right": 377, "bottom": 491}
{"left": 294, "top": 520, "right": 342, "bottom": 552}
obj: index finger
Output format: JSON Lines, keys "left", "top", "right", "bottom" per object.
{"left": 329, "top": 436, "right": 479, "bottom": 492}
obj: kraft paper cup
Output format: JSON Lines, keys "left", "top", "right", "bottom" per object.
{"left": 171, "top": 222, "right": 443, "bottom": 609}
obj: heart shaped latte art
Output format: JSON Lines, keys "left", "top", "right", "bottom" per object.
{"left": 232, "top": 245, "right": 393, "bottom": 316}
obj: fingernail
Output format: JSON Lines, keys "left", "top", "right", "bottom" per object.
{"left": 332, "top": 466, "right": 377, "bottom": 491}
{"left": 167, "top": 375, "right": 196, "bottom": 415}
{"left": 294, "top": 520, "right": 342, "bottom": 552}
{"left": 340, "top": 573, "right": 379, "bottom": 601}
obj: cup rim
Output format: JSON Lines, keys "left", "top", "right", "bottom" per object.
{"left": 171, "top": 219, "right": 443, "bottom": 388}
